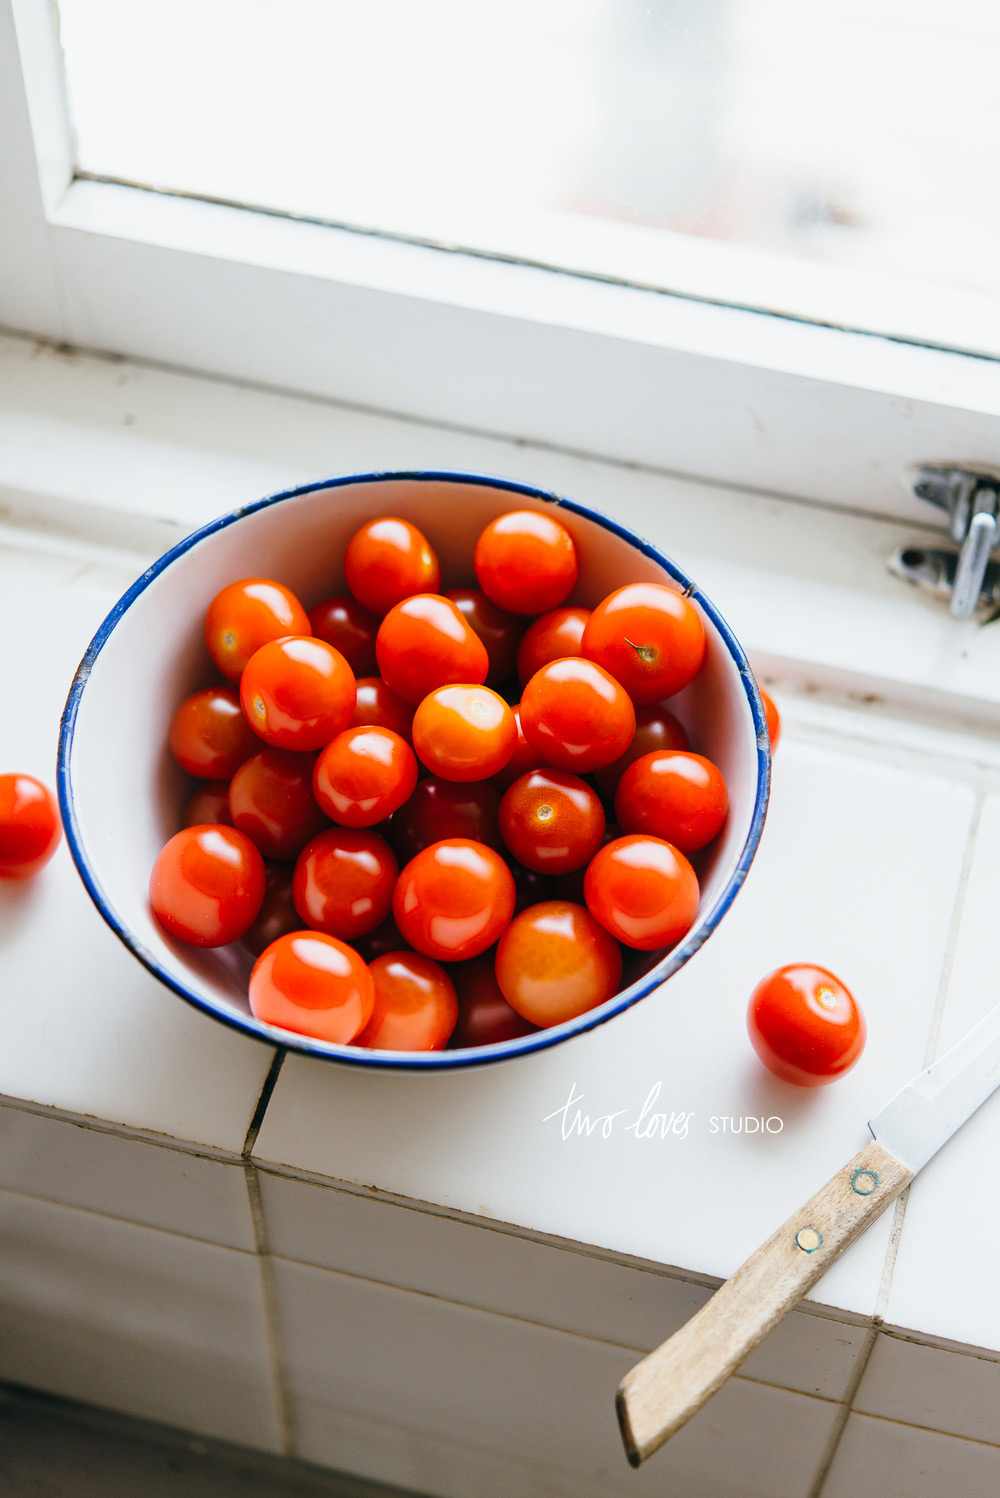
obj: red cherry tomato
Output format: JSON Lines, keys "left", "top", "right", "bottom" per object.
{"left": 240, "top": 636, "right": 356, "bottom": 752}
{"left": 308, "top": 594, "right": 379, "bottom": 676}
{"left": 748, "top": 965, "right": 865, "bottom": 1087}
{"left": 313, "top": 726, "right": 417, "bottom": 827}
{"left": 354, "top": 951, "right": 458, "bottom": 1051}
{"left": 582, "top": 583, "right": 706, "bottom": 704}
{"left": 474, "top": 510, "right": 578, "bottom": 615}
{"left": 520, "top": 658, "right": 635, "bottom": 773}
{"left": 376, "top": 595, "right": 489, "bottom": 706}
{"left": 0, "top": 774, "right": 61, "bottom": 880}
{"left": 584, "top": 834, "right": 699, "bottom": 951}
{"left": 180, "top": 780, "right": 233, "bottom": 830}
{"left": 204, "top": 578, "right": 311, "bottom": 683}
{"left": 499, "top": 769, "right": 605, "bottom": 874}
{"left": 149, "top": 825, "right": 265, "bottom": 947}
{"left": 495, "top": 901, "right": 622, "bottom": 1026}
{"left": 446, "top": 587, "right": 522, "bottom": 685}
{"left": 243, "top": 861, "right": 300, "bottom": 956}
{"left": 516, "top": 606, "right": 591, "bottom": 687}
{"left": 450, "top": 953, "right": 538, "bottom": 1047}
{"left": 389, "top": 776, "right": 501, "bottom": 864}
{"left": 491, "top": 705, "right": 547, "bottom": 792}
{"left": 761, "top": 687, "right": 781, "bottom": 748}
{"left": 229, "top": 749, "right": 328, "bottom": 860}
{"left": 292, "top": 827, "right": 397, "bottom": 940}
{"left": 412, "top": 684, "right": 516, "bottom": 782}
{"left": 345, "top": 517, "right": 440, "bottom": 616}
{"left": 393, "top": 838, "right": 515, "bottom": 961}
{"left": 352, "top": 676, "right": 415, "bottom": 737}
{"left": 248, "top": 931, "right": 374, "bottom": 1043}
{"left": 615, "top": 751, "right": 728, "bottom": 854}
{"left": 594, "top": 704, "right": 690, "bottom": 798}
{"left": 168, "top": 686, "right": 258, "bottom": 779}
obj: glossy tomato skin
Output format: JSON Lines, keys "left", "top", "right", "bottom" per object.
{"left": 412, "top": 684, "right": 516, "bottom": 782}
{"left": 149, "top": 825, "right": 265, "bottom": 947}
{"left": 516, "top": 606, "right": 591, "bottom": 687}
{"left": 205, "top": 578, "right": 310, "bottom": 683}
{"left": 748, "top": 965, "right": 865, "bottom": 1087}
{"left": 585, "top": 834, "right": 699, "bottom": 951}
{"left": 352, "top": 677, "right": 415, "bottom": 738}
{"left": 240, "top": 636, "right": 356, "bottom": 752}
{"left": 313, "top": 726, "right": 417, "bottom": 827}
{"left": 450, "top": 952, "right": 538, "bottom": 1047}
{"left": 0, "top": 774, "right": 61, "bottom": 879}
{"left": 345, "top": 517, "right": 440, "bottom": 616}
{"left": 180, "top": 780, "right": 233, "bottom": 830}
{"left": 594, "top": 704, "right": 690, "bottom": 799}
{"left": 229, "top": 748, "right": 328, "bottom": 860}
{"left": 168, "top": 686, "right": 258, "bottom": 779}
{"left": 243, "top": 861, "right": 300, "bottom": 956}
{"left": 248, "top": 931, "right": 374, "bottom": 1044}
{"left": 615, "top": 751, "right": 728, "bottom": 854}
{"left": 308, "top": 595, "right": 379, "bottom": 676}
{"left": 389, "top": 776, "right": 501, "bottom": 864}
{"left": 495, "top": 901, "right": 622, "bottom": 1027}
{"left": 582, "top": 583, "right": 706, "bottom": 704}
{"left": 474, "top": 511, "right": 578, "bottom": 615}
{"left": 491, "top": 705, "right": 547, "bottom": 793}
{"left": 292, "top": 827, "right": 397, "bottom": 940}
{"left": 354, "top": 952, "right": 458, "bottom": 1051}
{"left": 520, "top": 658, "right": 635, "bottom": 773}
{"left": 761, "top": 688, "right": 781, "bottom": 748}
{"left": 499, "top": 769, "right": 605, "bottom": 874}
{"left": 393, "top": 838, "right": 516, "bottom": 962}
{"left": 446, "top": 588, "right": 522, "bottom": 685}
{"left": 376, "top": 595, "right": 490, "bottom": 706}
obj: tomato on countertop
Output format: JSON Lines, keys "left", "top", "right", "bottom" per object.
{"left": 0, "top": 774, "right": 61, "bottom": 880}
{"left": 748, "top": 965, "right": 865, "bottom": 1087}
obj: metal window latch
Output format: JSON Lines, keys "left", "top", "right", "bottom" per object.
{"left": 891, "top": 465, "right": 1000, "bottom": 619}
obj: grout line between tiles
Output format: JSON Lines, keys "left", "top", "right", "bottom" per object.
{"left": 0, "top": 1179, "right": 257, "bottom": 1253}
{"left": 0, "top": 1094, "right": 247, "bottom": 1164}
{"left": 807, "top": 1321, "right": 880, "bottom": 1498}
{"left": 845, "top": 1407, "right": 1000, "bottom": 1452}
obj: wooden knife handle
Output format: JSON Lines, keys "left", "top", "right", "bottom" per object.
{"left": 616, "top": 1138, "right": 913, "bottom": 1467}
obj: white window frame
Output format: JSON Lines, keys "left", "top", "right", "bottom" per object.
{"left": 3, "top": 0, "right": 1000, "bottom": 528}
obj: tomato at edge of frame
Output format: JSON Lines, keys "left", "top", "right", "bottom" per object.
{"left": 0, "top": 773, "right": 62, "bottom": 879}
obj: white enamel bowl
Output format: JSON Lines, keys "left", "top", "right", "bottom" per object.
{"left": 58, "top": 471, "right": 770, "bottom": 1070}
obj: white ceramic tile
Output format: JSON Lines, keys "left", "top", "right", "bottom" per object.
{"left": 0, "top": 1105, "right": 255, "bottom": 1249}
{"left": 823, "top": 1413, "right": 1000, "bottom": 1498}
{"left": 272, "top": 1257, "right": 838, "bottom": 1498}
{"left": 856, "top": 1334, "right": 1000, "bottom": 1446}
{"left": 255, "top": 745, "right": 973, "bottom": 1319}
{"left": 0, "top": 1188, "right": 281, "bottom": 1450}
{"left": 259, "top": 1170, "right": 866, "bottom": 1399}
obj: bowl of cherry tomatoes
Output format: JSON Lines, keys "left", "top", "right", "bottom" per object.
{"left": 57, "top": 471, "right": 770, "bottom": 1069}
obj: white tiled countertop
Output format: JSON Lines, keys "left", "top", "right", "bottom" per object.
{"left": 3, "top": 332, "right": 1000, "bottom": 1498}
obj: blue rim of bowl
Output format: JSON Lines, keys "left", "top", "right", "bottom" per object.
{"left": 57, "top": 469, "right": 771, "bottom": 1070}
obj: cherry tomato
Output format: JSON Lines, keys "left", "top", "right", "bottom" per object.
{"left": 313, "top": 726, "right": 417, "bottom": 827}
{"left": 499, "top": 769, "right": 605, "bottom": 874}
{"left": 168, "top": 686, "right": 258, "bottom": 779}
{"left": 352, "top": 676, "right": 415, "bottom": 737}
{"left": 492, "top": 705, "right": 547, "bottom": 793}
{"left": 249, "top": 931, "right": 374, "bottom": 1044}
{"left": 354, "top": 952, "right": 458, "bottom": 1051}
{"left": 243, "top": 861, "right": 300, "bottom": 956}
{"left": 584, "top": 834, "right": 699, "bottom": 951}
{"left": 520, "top": 658, "right": 635, "bottom": 773}
{"left": 615, "top": 751, "right": 728, "bottom": 854}
{"left": 149, "top": 825, "right": 265, "bottom": 947}
{"left": 204, "top": 578, "right": 310, "bottom": 683}
{"left": 180, "top": 780, "right": 233, "bottom": 830}
{"left": 516, "top": 606, "right": 591, "bottom": 687}
{"left": 474, "top": 510, "right": 578, "bottom": 615}
{"left": 412, "top": 684, "right": 516, "bottom": 782}
{"left": 229, "top": 749, "right": 328, "bottom": 860}
{"left": 389, "top": 777, "right": 501, "bottom": 864}
{"left": 761, "top": 687, "right": 781, "bottom": 749}
{"left": 446, "top": 587, "right": 522, "bottom": 685}
{"left": 292, "top": 827, "right": 397, "bottom": 940}
{"left": 393, "top": 838, "right": 515, "bottom": 961}
{"left": 0, "top": 774, "right": 61, "bottom": 880}
{"left": 582, "top": 583, "right": 706, "bottom": 703}
{"left": 308, "top": 594, "right": 379, "bottom": 675}
{"left": 240, "top": 636, "right": 356, "bottom": 752}
{"left": 450, "top": 953, "right": 538, "bottom": 1047}
{"left": 345, "top": 517, "right": 440, "bottom": 616}
{"left": 594, "top": 704, "right": 690, "bottom": 799}
{"left": 748, "top": 965, "right": 865, "bottom": 1087}
{"left": 376, "top": 595, "right": 489, "bottom": 706}
{"left": 354, "top": 914, "right": 407, "bottom": 962}
{"left": 495, "top": 901, "right": 622, "bottom": 1026}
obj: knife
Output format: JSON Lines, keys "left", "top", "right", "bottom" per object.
{"left": 616, "top": 1000, "right": 1000, "bottom": 1467}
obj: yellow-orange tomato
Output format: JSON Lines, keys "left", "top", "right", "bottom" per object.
{"left": 412, "top": 684, "right": 516, "bottom": 781}
{"left": 204, "top": 578, "right": 310, "bottom": 683}
{"left": 495, "top": 901, "right": 622, "bottom": 1027}
{"left": 761, "top": 687, "right": 781, "bottom": 748}
{"left": 249, "top": 931, "right": 374, "bottom": 1043}
{"left": 354, "top": 951, "right": 458, "bottom": 1051}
